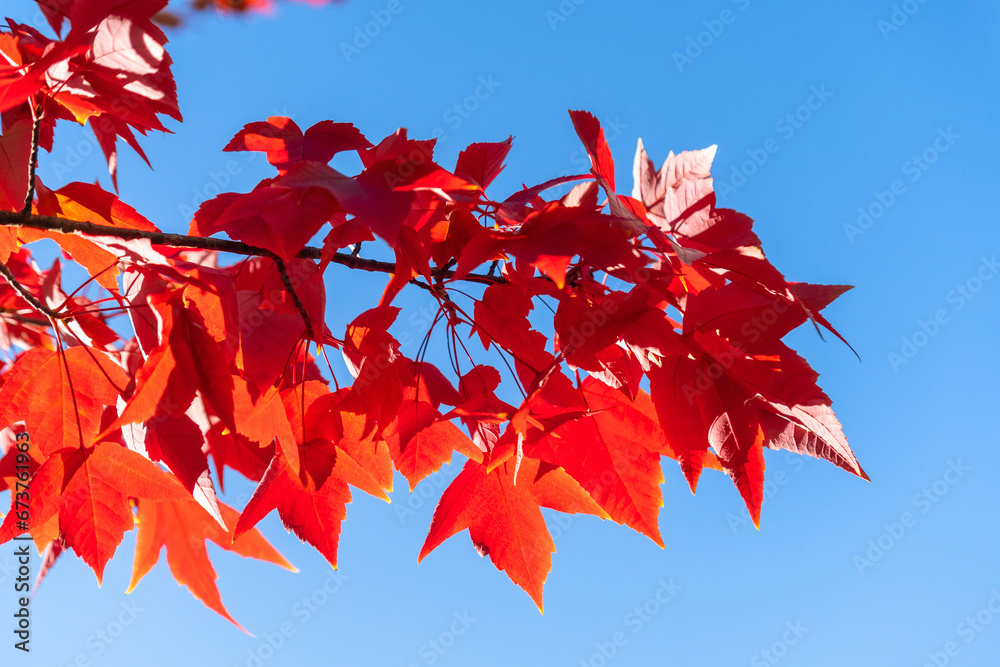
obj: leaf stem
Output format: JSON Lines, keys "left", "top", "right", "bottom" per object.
{"left": 273, "top": 256, "right": 314, "bottom": 338}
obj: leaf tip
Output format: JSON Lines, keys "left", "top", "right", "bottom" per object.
{"left": 681, "top": 462, "right": 704, "bottom": 495}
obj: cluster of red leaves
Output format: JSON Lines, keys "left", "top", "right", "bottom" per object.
{"left": 0, "top": 0, "right": 865, "bottom": 622}
{"left": 0, "top": 0, "right": 181, "bottom": 189}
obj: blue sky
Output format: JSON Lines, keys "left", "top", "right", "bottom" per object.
{"left": 2, "top": 1, "right": 1000, "bottom": 665}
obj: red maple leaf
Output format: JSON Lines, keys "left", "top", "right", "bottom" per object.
{"left": 420, "top": 457, "right": 607, "bottom": 610}
{"left": 128, "top": 497, "right": 294, "bottom": 629}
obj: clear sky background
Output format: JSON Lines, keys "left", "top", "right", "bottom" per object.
{"left": 2, "top": 1, "right": 1000, "bottom": 665}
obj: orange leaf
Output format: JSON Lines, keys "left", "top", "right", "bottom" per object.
{"left": 0, "top": 348, "right": 129, "bottom": 456}
{"left": 128, "top": 498, "right": 294, "bottom": 630}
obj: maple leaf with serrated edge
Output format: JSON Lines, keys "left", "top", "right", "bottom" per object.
{"left": 420, "top": 457, "right": 608, "bottom": 611}
{"left": 0, "top": 442, "right": 190, "bottom": 582}
{"left": 223, "top": 116, "right": 371, "bottom": 171}
{"left": 108, "top": 288, "right": 236, "bottom": 435}
{"left": 233, "top": 444, "right": 387, "bottom": 569}
{"left": 0, "top": 347, "right": 129, "bottom": 456}
{"left": 530, "top": 377, "right": 682, "bottom": 546}
{"left": 232, "top": 382, "right": 391, "bottom": 570}
{"left": 128, "top": 497, "right": 295, "bottom": 630}
{"left": 454, "top": 137, "right": 512, "bottom": 189}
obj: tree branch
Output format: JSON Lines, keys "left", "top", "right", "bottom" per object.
{"left": 0, "top": 210, "right": 506, "bottom": 286}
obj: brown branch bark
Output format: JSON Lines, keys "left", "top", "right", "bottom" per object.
{"left": 0, "top": 210, "right": 505, "bottom": 286}
{"left": 3, "top": 109, "right": 501, "bottom": 333}
{"left": 0, "top": 263, "right": 60, "bottom": 320}
{"left": 0, "top": 312, "right": 50, "bottom": 327}
{"left": 20, "top": 106, "right": 41, "bottom": 218}
{"left": 0, "top": 110, "right": 61, "bottom": 323}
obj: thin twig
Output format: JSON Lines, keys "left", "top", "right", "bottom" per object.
{"left": 0, "top": 263, "right": 60, "bottom": 320}
{"left": 273, "top": 256, "right": 314, "bottom": 337}
{"left": 20, "top": 106, "right": 41, "bottom": 218}
{"left": 0, "top": 312, "right": 50, "bottom": 327}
